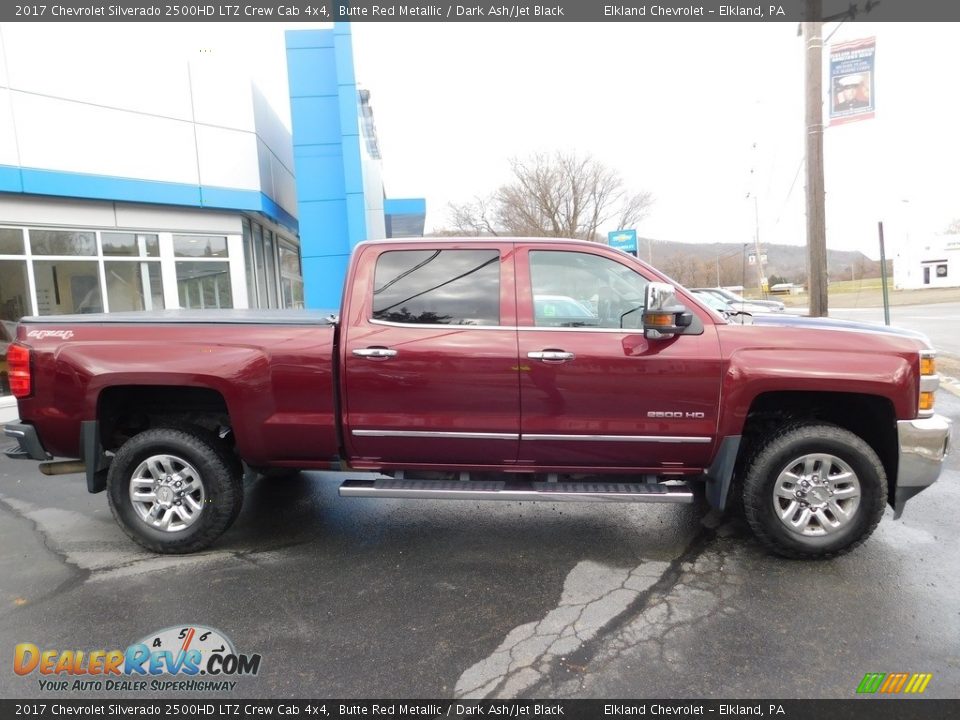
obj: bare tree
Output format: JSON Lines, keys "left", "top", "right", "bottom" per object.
{"left": 448, "top": 152, "right": 653, "bottom": 240}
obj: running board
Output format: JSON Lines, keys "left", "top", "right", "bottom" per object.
{"left": 339, "top": 479, "right": 695, "bottom": 504}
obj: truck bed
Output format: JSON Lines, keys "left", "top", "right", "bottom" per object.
{"left": 15, "top": 310, "right": 341, "bottom": 467}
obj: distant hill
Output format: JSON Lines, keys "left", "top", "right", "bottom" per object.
{"left": 424, "top": 229, "right": 886, "bottom": 287}
{"left": 636, "top": 238, "right": 887, "bottom": 288}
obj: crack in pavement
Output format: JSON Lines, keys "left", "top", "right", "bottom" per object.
{"left": 544, "top": 538, "right": 745, "bottom": 697}
{"left": 0, "top": 495, "right": 281, "bottom": 589}
{"left": 453, "top": 524, "right": 733, "bottom": 700}
{"left": 0, "top": 497, "right": 90, "bottom": 611}
{"left": 452, "top": 541, "right": 698, "bottom": 699}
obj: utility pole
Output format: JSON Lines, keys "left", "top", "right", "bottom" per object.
{"left": 742, "top": 243, "right": 747, "bottom": 288}
{"left": 752, "top": 194, "right": 764, "bottom": 296}
{"left": 804, "top": 1, "right": 828, "bottom": 317}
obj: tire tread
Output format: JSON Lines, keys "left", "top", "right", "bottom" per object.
{"left": 741, "top": 421, "right": 886, "bottom": 560}
{"left": 107, "top": 427, "right": 242, "bottom": 554}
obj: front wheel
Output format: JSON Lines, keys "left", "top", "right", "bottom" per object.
{"left": 107, "top": 427, "right": 243, "bottom": 554}
{"left": 741, "top": 423, "right": 887, "bottom": 559}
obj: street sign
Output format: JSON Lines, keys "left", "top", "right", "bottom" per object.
{"left": 608, "top": 229, "right": 638, "bottom": 255}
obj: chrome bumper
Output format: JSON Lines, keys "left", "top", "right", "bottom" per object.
{"left": 893, "top": 414, "right": 952, "bottom": 518}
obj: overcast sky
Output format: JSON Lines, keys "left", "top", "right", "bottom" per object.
{"left": 12, "top": 21, "right": 960, "bottom": 260}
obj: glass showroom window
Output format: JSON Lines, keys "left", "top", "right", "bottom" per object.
{"left": 29, "top": 230, "right": 103, "bottom": 315}
{"left": 279, "top": 242, "right": 305, "bottom": 308}
{"left": 242, "top": 218, "right": 303, "bottom": 309}
{"left": 242, "top": 218, "right": 259, "bottom": 307}
{"left": 0, "top": 228, "right": 30, "bottom": 398}
{"left": 174, "top": 235, "right": 232, "bottom": 310}
{"left": 102, "top": 232, "right": 164, "bottom": 312}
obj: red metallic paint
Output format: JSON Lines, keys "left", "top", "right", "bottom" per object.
{"left": 15, "top": 324, "right": 339, "bottom": 465}
{"left": 12, "top": 238, "right": 925, "bottom": 477}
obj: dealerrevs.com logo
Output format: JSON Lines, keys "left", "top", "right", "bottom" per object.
{"left": 14, "top": 625, "right": 261, "bottom": 693}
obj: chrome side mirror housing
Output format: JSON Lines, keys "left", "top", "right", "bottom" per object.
{"left": 643, "top": 282, "right": 693, "bottom": 339}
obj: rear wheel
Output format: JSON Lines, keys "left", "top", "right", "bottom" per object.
{"left": 741, "top": 422, "right": 886, "bottom": 559}
{"left": 107, "top": 427, "right": 243, "bottom": 554}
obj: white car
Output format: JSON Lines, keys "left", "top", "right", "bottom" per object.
{"left": 692, "top": 287, "right": 785, "bottom": 313}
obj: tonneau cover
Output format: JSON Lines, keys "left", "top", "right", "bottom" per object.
{"left": 18, "top": 309, "right": 339, "bottom": 326}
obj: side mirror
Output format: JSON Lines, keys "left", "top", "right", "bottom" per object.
{"left": 643, "top": 282, "right": 693, "bottom": 340}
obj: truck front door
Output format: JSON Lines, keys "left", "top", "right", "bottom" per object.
{"left": 342, "top": 243, "right": 520, "bottom": 467}
{"left": 515, "top": 246, "right": 722, "bottom": 472}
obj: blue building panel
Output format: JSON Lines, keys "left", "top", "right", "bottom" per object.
{"left": 345, "top": 193, "right": 367, "bottom": 249}
{"left": 340, "top": 134, "right": 365, "bottom": 196}
{"left": 200, "top": 186, "right": 263, "bottom": 211}
{"left": 336, "top": 85, "right": 361, "bottom": 138}
{"left": 384, "top": 198, "right": 427, "bottom": 216}
{"left": 290, "top": 97, "right": 344, "bottom": 146}
{"left": 22, "top": 168, "right": 201, "bottom": 206}
{"left": 296, "top": 200, "right": 351, "bottom": 257}
{"left": 0, "top": 165, "right": 23, "bottom": 193}
{"left": 302, "top": 254, "right": 351, "bottom": 309}
{"left": 284, "top": 29, "right": 334, "bottom": 50}
{"left": 292, "top": 149, "right": 347, "bottom": 203}
{"left": 286, "top": 47, "right": 339, "bottom": 97}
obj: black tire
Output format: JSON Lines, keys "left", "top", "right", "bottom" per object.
{"left": 741, "top": 422, "right": 887, "bottom": 559}
{"left": 107, "top": 427, "right": 243, "bottom": 554}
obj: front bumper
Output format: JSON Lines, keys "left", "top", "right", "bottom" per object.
{"left": 3, "top": 422, "right": 51, "bottom": 461}
{"left": 894, "top": 414, "right": 952, "bottom": 517}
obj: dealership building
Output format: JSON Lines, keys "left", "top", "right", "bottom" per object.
{"left": 893, "top": 235, "right": 960, "bottom": 290}
{"left": 0, "top": 23, "right": 425, "bottom": 421}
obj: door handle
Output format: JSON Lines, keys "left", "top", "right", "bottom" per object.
{"left": 527, "top": 350, "right": 575, "bottom": 362}
{"left": 353, "top": 347, "right": 398, "bottom": 359}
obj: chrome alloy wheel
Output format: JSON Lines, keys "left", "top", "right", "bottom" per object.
{"left": 772, "top": 453, "right": 861, "bottom": 537}
{"left": 129, "top": 454, "right": 206, "bottom": 532}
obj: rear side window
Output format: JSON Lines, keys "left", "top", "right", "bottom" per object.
{"left": 372, "top": 249, "right": 500, "bottom": 326}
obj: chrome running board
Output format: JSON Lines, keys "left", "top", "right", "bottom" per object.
{"left": 339, "top": 478, "right": 694, "bottom": 504}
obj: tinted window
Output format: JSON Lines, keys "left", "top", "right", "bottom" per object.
{"left": 173, "top": 235, "right": 228, "bottom": 258}
{"left": 529, "top": 251, "right": 648, "bottom": 329}
{"left": 373, "top": 249, "right": 500, "bottom": 326}
{"left": 29, "top": 230, "right": 96, "bottom": 256}
{"left": 0, "top": 228, "right": 24, "bottom": 255}
{"left": 102, "top": 232, "right": 159, "bottom": 257}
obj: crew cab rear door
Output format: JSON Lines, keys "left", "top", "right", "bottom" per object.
{"left": 341, "top": 242, "right": 520, "bottom": 467}
{"left": 515, "top": 244, "right": 722, "bottom": 472}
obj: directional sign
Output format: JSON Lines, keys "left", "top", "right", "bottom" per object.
{"left": 608, "top": 229, "right": 638, "bottom": 255}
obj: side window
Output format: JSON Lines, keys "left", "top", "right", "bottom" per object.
{"left": 529, "top": 251, "right": 648, "bottom": 329}
{"left": 372, "top": 249, "right": 500, "bottom": 326}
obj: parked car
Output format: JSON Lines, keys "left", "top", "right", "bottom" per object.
{"left": 3, "top": 237, "right": 951, "bottom": 559}
{"left": 693, "top": 287, "right": 786, "bottom": 313}
{"left": 690, "top": 289, "right": 768, "bottom": 317}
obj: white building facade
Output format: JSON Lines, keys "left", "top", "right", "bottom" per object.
{"left": 893, "top": 236, "right": 960, "bottom": 290}
{"left": 0, "top": 29, "right": 303, "bottom": 422}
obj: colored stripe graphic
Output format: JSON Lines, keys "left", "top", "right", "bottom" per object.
{"left": 856, "top": 673, "right": 885, "bottom": 693}
{"left": 905, "top": 673, "right": 933, "bottom": 694}
{"left": 857, "top": 672, "right": 931, "bottom": 694}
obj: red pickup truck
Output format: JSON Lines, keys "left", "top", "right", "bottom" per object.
{"left": 3, "top": 238, "right": 952, "bottom": 558}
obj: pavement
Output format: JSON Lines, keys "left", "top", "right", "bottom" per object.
{"left": 0, "top": 389, "right": 957, "bottom": 700}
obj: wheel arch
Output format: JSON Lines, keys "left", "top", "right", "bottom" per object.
{"left": 97, "top": 385, "right": 233, "bottom": 452}
{"left": 738, "top": 390, "right": 899, "bottom": 507}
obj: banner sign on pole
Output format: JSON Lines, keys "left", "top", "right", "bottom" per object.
{"left": 829, "top": 37, "right": 876, "bottom": 126}
{"left": 608, "top": 229, "right": 638, "bottom": 255}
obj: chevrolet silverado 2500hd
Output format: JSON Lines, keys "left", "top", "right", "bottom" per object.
{"left": 3, "top": 238, "right": 952, "bottom": 558}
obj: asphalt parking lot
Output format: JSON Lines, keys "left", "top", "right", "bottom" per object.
{"left": 0, "top": 388, "right": 957, "bottom": 700}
